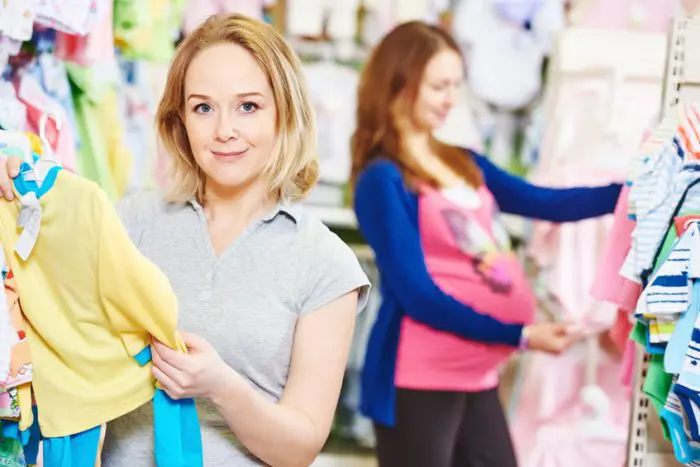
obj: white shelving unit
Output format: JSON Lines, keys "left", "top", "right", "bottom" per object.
{"left": 627, "top": 13, "right": 700, "bottom": 467}
{"left": 305, "top": 205, "right": 357, "bottom": 230}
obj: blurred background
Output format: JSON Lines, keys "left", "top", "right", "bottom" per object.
{"left": 3, "top": 0, "right": 700, "bottom": 466}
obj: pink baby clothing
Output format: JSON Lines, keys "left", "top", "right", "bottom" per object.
{"left": 527, "top": 167, "right": 622, "bottom": 332}
{"left": 513, "top": 166, "right": 630, "bottom": 466}
{"left": 571, "top": 0, "right": 681, "bottom": 34}
{"left": 609, "top": 309, "right": 634, "bottom": 354}
{"left": 394, "top": 183, "right": 536, "bottom": 392}
{"left": 510, "top": 347, "right": 630, "bottom": 467}
{"left": 55, "top": 0, "right": 115, "bottom": 66}
{"left": 590, "top": 184, "right": 642, "bottom": 312}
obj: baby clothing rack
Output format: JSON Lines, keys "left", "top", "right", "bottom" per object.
{"left": 626, "top": 13, "right": 700, "bottom": 467}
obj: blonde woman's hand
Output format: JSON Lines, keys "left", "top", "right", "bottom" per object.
{"left": 151, "top": 331, "right": 239, "bottom": 401}
{"left": 523, "top": 322, "right": 580, "bottom": 355}
{"left": 0, "top": 156, "right": 22, "bottom": 201}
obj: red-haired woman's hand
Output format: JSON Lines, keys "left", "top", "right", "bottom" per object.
{"left": 524, "top": 322, "right": 581, "bottom": 355}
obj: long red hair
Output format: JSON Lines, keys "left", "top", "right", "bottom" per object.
{"left": 350, "top": 21, "right": 482, "bottom": 188}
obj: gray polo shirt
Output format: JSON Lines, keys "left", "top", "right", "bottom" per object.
{"left": 101, "top": 191, "right": 370, "bottom": 466}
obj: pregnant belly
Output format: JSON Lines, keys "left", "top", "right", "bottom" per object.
{"left": 395, "top": 266, "right": 535, "bottom": 392}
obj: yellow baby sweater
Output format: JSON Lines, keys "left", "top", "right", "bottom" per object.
{"left": 0, "top": 166, "right": 186, "bottom": 437}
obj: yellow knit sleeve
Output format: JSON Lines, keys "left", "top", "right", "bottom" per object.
{"left": 95, "top": 192, "right": 187, "bottom": 356}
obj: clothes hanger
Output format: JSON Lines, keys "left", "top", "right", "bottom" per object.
{"left": 31, "top": 111, "right": 62, "bottom": 184}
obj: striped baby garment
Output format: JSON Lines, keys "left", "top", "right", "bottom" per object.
{"left": 662, "top": 376, "right": 700, "bottom": 464}
{"left": 635, "top": 222, "right": 700, "bottom": 318}
{"left": 623, "top": 105, "right": 700, "bottom": 283}
{"left": 673, "top": 257, "right": 700, "bottom": 446}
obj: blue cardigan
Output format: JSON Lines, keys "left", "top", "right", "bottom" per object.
{"left": 353, "top": 154, "right": 622, "bottom": 427}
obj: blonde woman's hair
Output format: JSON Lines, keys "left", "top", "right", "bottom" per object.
{"left": 156, "top": 13, "right": 318, "bottom": 204}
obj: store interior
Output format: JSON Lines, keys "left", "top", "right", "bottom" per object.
{"left": 3, "top": 0, "right": 700, "bottom": 466}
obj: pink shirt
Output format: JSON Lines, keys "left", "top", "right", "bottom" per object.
{"left": 590, "top": 184, "right": 641, "bottom": 312}
{"left": 395, "top": 184, "right": 536, "bottom": 392}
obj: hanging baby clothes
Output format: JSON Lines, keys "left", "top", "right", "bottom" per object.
{"left": 0, "top": 267, "right": 33, "bottom": 434}
{"left": 0, "top": 134, "right": 203, "bottom": 467}
{"left": 623, "top": 104, "right": 700, "bottom": 285}
{"left": 393, "top": 0, "right": 449, "bottom": 23}
{"left": 452, "top": 0, "right": 564, "bottom": 165}
{"left": 54, "top": 0, "right": 115, "bottom": 67}
{"left": 0, "top": 231, "right": 35, "bottom": 464}
{"left": 590, "top": 185, "right": 642, "bottom": 313}
{"left": 113, "top": 0, "right": 188, "bottom": 63}
{"left": 33, "top": 0, "right": 105, "bottom": 36}
{"left": 65, "top": 62, "right": 133, "bottom": 200}
{"left": 286, "top": 0, "right": 360, "bottom": 43}
{"left": 303, "top": 61, "right": 359, "bottom": 186}
{"left": 362, "top": 0, "right": 448, "bottom": 46}
{"left": 0, "top": 256, "right": 15, "bottom": 386}
{"left": 0, "top": 82, "right": 27, "bottom": 133}
{"left": 527, "top": 166, "right": 622, "bottom": 333}
{"left": 513, "top": 163, "right": 630, "bottom": 466}
{"left": 117, "top": 60, "right": 158, "bottom": 193}
{"left": 453, "top": 0, "right": 564, "bottom": 111}
{"left": 0, "top": 0, "right": 36, "bottom": 43}
{"left": 569, "top": 0, "right": 681, "bottom": 33}
{"left": 589, "top": 184, "right": 642, "bottom": 391}
{"left": 182, "top": 0, "right": 276, "bottom": 36}
{"left": 620, "top": 105, "right": 700, "bottom": 463}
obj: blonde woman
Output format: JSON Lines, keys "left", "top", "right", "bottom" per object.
{"left": 0, "top": 13, "right": 369, "bottom": 467}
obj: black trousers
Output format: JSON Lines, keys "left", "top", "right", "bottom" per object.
{"left": 374, "top": 387, "right": 518, "bottom": 467}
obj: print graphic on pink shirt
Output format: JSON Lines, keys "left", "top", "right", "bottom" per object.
{"left": 442, "top": 207, "right": 513, "bottom": 293}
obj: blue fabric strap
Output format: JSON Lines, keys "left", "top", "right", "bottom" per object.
{"left": 42, "top": 424, "right": 102, "bottom": 467}
{"left": 154, "top": 390, "right": 203, "bottom": 467}
{"left": 133, "top": 346, "right": 203, "bottom": 467}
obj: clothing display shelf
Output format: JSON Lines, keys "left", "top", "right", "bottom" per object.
{"left": 306, "top": 205, "right": 357, "bottom": 229}
{"left": 626, "top": 13, "right": 700, "bottom": 467}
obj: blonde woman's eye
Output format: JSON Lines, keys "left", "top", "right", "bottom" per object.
{"left": 240, "top": 102, "right": 259, "bottom": 113}
{"left": 194, "top": 103, "right": 212, "bottom": 113}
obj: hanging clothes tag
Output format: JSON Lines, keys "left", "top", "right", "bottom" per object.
{"left": 15, "top": 192, "right": 42, "bottom": 261}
